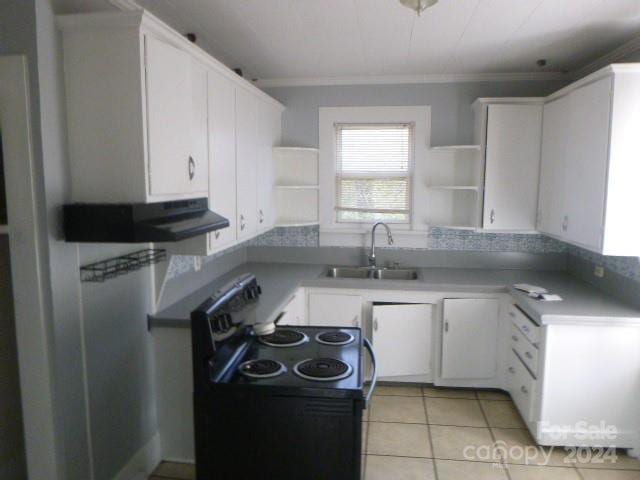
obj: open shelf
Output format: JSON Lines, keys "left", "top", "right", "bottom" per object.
{"left": 273, "top": 146, "right": 319, "bottom": 153}
{"left": 275, "top": 185, "right": 320, "bottom": 190}
{"left": 428, "top": 224, "right": 478, "bottom": 231}
{"left": 275, "top": 220, "right": 319, "bottom": 227}
{"left": 421, "top": 188, "right": 480, "bottom": 230}
{"left": 427, "top": 185, "right": 480, "bottom": 191}
{"left": 429, "top": 145, "right": 481, "bottom": 151}
{"left": 273, "top": 147, "right": 319, "bottom": 227}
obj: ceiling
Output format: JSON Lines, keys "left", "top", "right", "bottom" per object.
{"left": 54, "top": 0, "right": 640, "bottom": 84}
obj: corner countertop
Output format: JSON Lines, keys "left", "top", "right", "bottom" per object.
{"left": 148, "top": 263, "right": 640, "bottom": 329}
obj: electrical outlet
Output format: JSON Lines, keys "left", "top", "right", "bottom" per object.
{"left": 594, "top": 265, "right": 605, "bottom": 278}
{"left": 194, "top": 256, "right": 203, "bottom": 272}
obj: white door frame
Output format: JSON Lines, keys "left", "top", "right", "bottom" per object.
{"left": 0, "top": 55, "right": 60, "bottom": 479}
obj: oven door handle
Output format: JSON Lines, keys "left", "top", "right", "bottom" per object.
{"left": 363, "top": 337, "right": 377, "bottom": 408}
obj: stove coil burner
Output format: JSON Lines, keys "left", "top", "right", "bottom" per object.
{"left": 259, "top": 329, "right": 309, "bottom": 347}
{"left": 293, "top": 358, "right": 353, "bottom": 382}
{"left": 238, "top": 359, "right": 286, "bottom": 379}
{"left": 315, "top": 331, "right": 355, "bottom": 346}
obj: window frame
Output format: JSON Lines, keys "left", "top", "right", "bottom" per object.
{"left": 318, "top": 106, "right": 430, "bottom": 247}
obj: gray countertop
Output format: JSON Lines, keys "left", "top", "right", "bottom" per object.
{"left": 149, "top": 263, "right": 640, "bottom": 328}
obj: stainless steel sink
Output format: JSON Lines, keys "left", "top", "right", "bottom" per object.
{"left": 326, "top": 266, "right": 419, "bottom": 280}
{"left": 372, "top": 268, "right": 419, "bottom": 280}
{"left": 326, "top": 267, "right": 371, "bottom": 279}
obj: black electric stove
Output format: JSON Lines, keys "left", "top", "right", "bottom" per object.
{"left": 191, "top": 274, "right": 377, "bottom": 480}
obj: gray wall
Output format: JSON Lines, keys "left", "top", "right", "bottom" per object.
{"left": 264, "top": 80, "right": 569, "bottom": 148}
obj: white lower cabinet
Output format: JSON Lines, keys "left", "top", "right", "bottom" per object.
{"left": 507, "top": 349, "right": 535, "bottom": 423}
{"left": 441, "top": 298, "right": 499, "bottom": 380}
{"left": 307, "top": 293, "right": 362, "bottom": 327}
{"left": 372, "top": 303, "right": 433, "bottom": 378}
{"left": 278, "top": 290, "right": 306, "bottom": 326}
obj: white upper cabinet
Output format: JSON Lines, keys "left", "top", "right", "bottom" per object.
{"left": 481, "top": 103, "right": 543, "bottom": 231}
{"left": 188, "top": 59, "right": 210, "bottom": 194}
{"left": 58, "top": 10, "right": 282, "bottom": 209}
{"left": 563, "top": 77, "right": 612, "bottom": 251}
{"left": 235, "top": 88, "right": 259, "bottom": 240}
{"left": 207, "top": 71, "right": 237, "bottom": 253}
{"left": 144, "top": 35, "right": 195, "bottom": 196}
{"left": 256, "top": 101, "right": 282, "bottom": 232}
{"left": 537, "top": 65, "right": 640, "bottom": 255}
{"left": 472, "top": 99, "right": 543, "bottom": 232}
{"left": 537, "top": 96, "right": 569, "bottom": 238}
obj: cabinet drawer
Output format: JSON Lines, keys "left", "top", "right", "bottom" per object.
{"left": 510, "top": 324, "right": 538, "bottom": 377}
{"left": 507, "top": 305, "right": 539, "bottom": 346}
{"left": 507, "top": 349, "right": 535, "bottom": 422}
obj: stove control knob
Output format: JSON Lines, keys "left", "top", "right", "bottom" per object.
{"left": 214, "top": 314, "right": 231, "bottom": 331}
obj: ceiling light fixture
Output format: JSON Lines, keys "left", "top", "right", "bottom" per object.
{"left": 399, "top": 0, "right": 438, "bottom": 16}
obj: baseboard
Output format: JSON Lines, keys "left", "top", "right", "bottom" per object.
{"left": 112, "top": 432, "right": 161, "bottom": 480}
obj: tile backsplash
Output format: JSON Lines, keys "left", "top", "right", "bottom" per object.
{"left": 165, "top": 226, "right": 570, "bottom": 281}
{"left": 567, "top": 245, "right": 640, "bottom": 283}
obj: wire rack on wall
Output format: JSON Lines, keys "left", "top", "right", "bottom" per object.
{"left": 80, "top": 248, "right": 167, "bottom": 283}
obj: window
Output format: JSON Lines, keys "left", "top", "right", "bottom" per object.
{"left": 335, "top": 123, "right": 413, "bottom": 223}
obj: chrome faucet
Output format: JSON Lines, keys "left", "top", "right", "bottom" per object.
{"left": 368, "top": 222, "right": 394, "bottom": 267}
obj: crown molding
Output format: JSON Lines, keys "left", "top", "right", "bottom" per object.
{"left": 572, "top": 34, "right": 640, "bottom": 80}
{"left": 254, "top": 71, "right": 568, "bottom": 88}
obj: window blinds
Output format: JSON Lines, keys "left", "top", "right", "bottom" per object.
{"left": 335, "top": 123, "right": 412, "bottom": 223}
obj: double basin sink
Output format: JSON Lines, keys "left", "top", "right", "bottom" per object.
{"left": 326, "top": 266, "right": 419, "bottom": 281}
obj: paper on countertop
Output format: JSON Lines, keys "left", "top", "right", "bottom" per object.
{"left": 513, "top": 283, "right": 548, "bottom": 294}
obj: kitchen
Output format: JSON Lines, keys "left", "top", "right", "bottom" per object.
{"left": 1, "top": 1, "right": 640, "bottom": 480}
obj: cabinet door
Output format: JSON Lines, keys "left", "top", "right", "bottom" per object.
{"left": 563, "top": 77, "right": 612, "bottom": 251}
{"left": 308, "top": 293, "right": 361, "bottom": 328}
{"left": 188, "top": 60, "right": 209, "bottom": 193}
{"left": 483, "top": 104, "right": 542, "bottom": 230}
{"left": 207, "top": 71, "right": 237, "bottom": 252}
{"left": 372, "top": 304, "right": 433, "bottom": 378}
{"left": 538, "top": 96, "right": 570, "bottom": 237}
{"left": 144, "top": 35, "right": 192, "bottom": 196}
{"left": 278, "top": 291, "right": 306, "bottom": 326}
{"left": 441, "top": 298, "right": 499, "bottom": 379}
{"left": 256, "top": 101, "right": 277, "bottom": 231}
{"left": 235, "top": 88, "right": 258, "bottom": 239}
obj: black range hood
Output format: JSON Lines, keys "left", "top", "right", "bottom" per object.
{"left": 64, "top": 197, "right": 229, "bottom": 243}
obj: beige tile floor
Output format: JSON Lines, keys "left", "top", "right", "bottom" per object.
{"left": 150, "top": 385, "right": 640, "bottom": 480}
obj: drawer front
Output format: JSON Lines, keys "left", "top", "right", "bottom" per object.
{"left": 507, "top": 304, "right": 539, "bottom": 346}
{"left": 510, "top": 324, "right": 538, "bottom": 377}
{"left": 506, "top": 349, "right": 535, "bottom": 422}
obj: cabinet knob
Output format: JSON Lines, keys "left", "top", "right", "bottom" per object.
{"left": 509, "top": 311, "right": 516, "bottom": 318}
{"left": 214, "top": 231, "right": 220, "bottom": 240}
{"left": 490, "top": 209, "right": 495, "bottom": 224}
{"left": 521, "top": 325, "right": 529, "bottom": 332}
{"left": 373, "top": 318, "right": 378, "bottom": 331}
{"left": 511, "top": 335, "right": 519, "bottom": 342}
{"left": 562, "top": 215, "right": 569, "bottom": 232}
{"left": 259, "top": 209, "right": 264, "bottom": 224}
{"left": 188, "top": 156, "right": 195, "bottom": 180}
{"left": 508, "top": 367, "right": 516, "bottom": 374}
{"left": 240, "top": 214, "right": 245, "bottom": 231}
{"left": 444, "top": 320, "right": 449, "bottom": 333}
{"left": 525, "top": 351, "right": 533, "bottom": 360}
{"left": 520, "top": 385, "right": 529, "bottom": 395}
